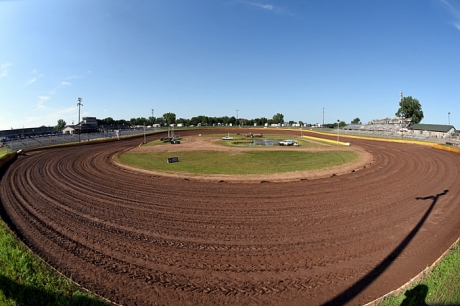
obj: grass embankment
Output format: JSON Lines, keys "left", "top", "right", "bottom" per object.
{"left": 0, "top": 222, "right": 107, "bottom": 306}
{"left": 378, "top": 242, "right": 460, "bottom": 305}
{"left": 0, "top": 152, "right": 108, "bottom": 305}
{"left": 0, "top": 146, "right": 9, "bottom": 158}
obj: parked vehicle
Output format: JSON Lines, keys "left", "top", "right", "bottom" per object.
{"left": 279, "top": 139, "right": 299, "bottom": 146}
{"left": 222, "top": 133, "right": 233, "bottom": 140}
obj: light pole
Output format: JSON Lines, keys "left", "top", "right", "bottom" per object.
{"left": 400, "top": 92, "right": 404, "bottom": 139}
{"left": 236, "top": 110, "right": 239, "bottom": 127}
{"left": 143, "top": 123, "right": 146, "bottom": 144}
{"left": 337, "top": 119, "right": 340, "bottom": 142}
{"left": 77, "top": 97, "right": 83, "bottom": 142}
{"left": 322, "top": 107, "right": 325, "bottom": 128}
{"left": 448, "top": 112, "right": 451, "bottom": 139}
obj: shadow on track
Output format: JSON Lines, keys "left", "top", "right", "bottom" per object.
{"left": 322, "top": 190, "right": 449, "bottom": 306}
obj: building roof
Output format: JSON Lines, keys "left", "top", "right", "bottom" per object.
{"left": 409, "top": 124, "right": 455, "bottom": 133}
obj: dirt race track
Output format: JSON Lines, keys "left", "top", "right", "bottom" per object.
{"left": 1, "top": 129, "right": 460, "bottom": 306}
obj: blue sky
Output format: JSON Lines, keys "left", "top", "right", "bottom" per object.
{"left": 1, "top": 0, "right": 460, "bottom": 130}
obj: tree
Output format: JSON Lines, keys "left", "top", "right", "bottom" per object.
{"left": 176, "top": 118, "right": 189, "bottom": 126}
{"left": 128, "top": 117, "right": 145, "bottom": 126}
{"left": 163, "top": 112, "right": 176, "bottom": 125}
{"left": 254, "top": 117, "right": 268, "bottom": 126}
{"left": 155, "top": 117, "right": 165, "bottom": 126}
{"left": 334, "top": 121, "right": 346, "bottom": 128}
{"left": 104, "top": 117, "right": 114, "bottom": 125}
{"left": 55, "top": 119, "right": 66, "bottom": 131}
{"left": 117, "top": 119, "right": 128, "bottom": 126}
{"left": 395, "top": 96, "right": 424, "bottom": 124}
{"left": 351, "top": 118, "right": 361, "bottom": 124}
{"left": 189, "top": 116, "right": 200, "bottom": 126}
{"left": 272, "top": 113, "right": 284, "bottom": 124}
{"left": 195, "top": 115, "right": 208, "bottom": 126}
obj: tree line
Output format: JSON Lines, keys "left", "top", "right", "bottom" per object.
{"left": 98, "top": 112, "right": 290, "bottom": 127}
{"left": 55, "top": 112, "right": 289, "bottom": 130}
{"left": 55, "top": 96, "right": 424, "bottom": 130}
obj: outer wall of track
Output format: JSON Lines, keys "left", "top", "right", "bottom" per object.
{"left": 1, "top": 129, "right": 460, "bottom": 306}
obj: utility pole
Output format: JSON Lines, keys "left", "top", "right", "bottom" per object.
{"left": 236, "top": 110, "right": 239, "bottom": 127}
{"left": 77, "top": 97, "right": 83, "bottom": 142}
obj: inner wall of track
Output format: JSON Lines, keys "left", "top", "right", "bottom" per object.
{"left": 1, "top": 129, "right": 460, "bottom": 306}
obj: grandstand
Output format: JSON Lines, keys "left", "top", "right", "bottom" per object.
{"left": 342, "top": 122, "right": 458, "bottom": 144}
{"left": 2, "top": 127, "right": 160, "bottom": 153}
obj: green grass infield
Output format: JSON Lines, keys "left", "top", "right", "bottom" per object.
{"left": 117, "top": 150, "right": 358, "bottom": 175}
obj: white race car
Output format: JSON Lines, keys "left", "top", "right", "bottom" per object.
{"left": 279, "top": 140, "right": 299, "bottom": 146}
{"left": 222, "top": 133, "right": 233, "bottom": 140}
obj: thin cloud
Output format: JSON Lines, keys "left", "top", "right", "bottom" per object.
{"left": 24, "top": 106, "right": 77, "bottom": 128}
{"left": 251, "top": 2, "right": 273, "bottom": 10}
{"left": 37, "top": 98, "right": 49, "bottom": 110}
{"left": 0, "top": 63, "right": 12, "bottom": 70}
{"left": 50, "top": 88, "right": 58, "bottom": 95}
{"left": 438, "top": 0, "right": 460, "bottom": 31}
{"left": 236, "top": 1, "right": 293, "bottom": 16}
{"left": 25, "top": 70, "right": 44, "bottom": 86}
{"left": 65, "top": 71, "right": 90, "bottom": 81}
{"left": 0, "top": 62, "right": 12, "bottom": 78}
{"left": 31, "top": 72, "right": 80, "bottom": 112}
{"left": 240, "top": 1, "right": 273, "bottom": 10}
{"left": 26, "top": 78, "right": 37, "bottom": 85}
{"left": 34, "top": 76, "right": 75, "bottom": 109}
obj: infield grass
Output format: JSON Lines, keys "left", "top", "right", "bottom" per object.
{"left": 117, "top": 150, "right": 358, "bottom": 175}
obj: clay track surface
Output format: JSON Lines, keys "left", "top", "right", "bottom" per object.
{"left": 1, "top": 129, "right": 460, "bottom": 306}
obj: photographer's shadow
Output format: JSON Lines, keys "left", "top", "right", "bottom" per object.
{"left": 400, "top": 284, "right": 428, "bottom": 306}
